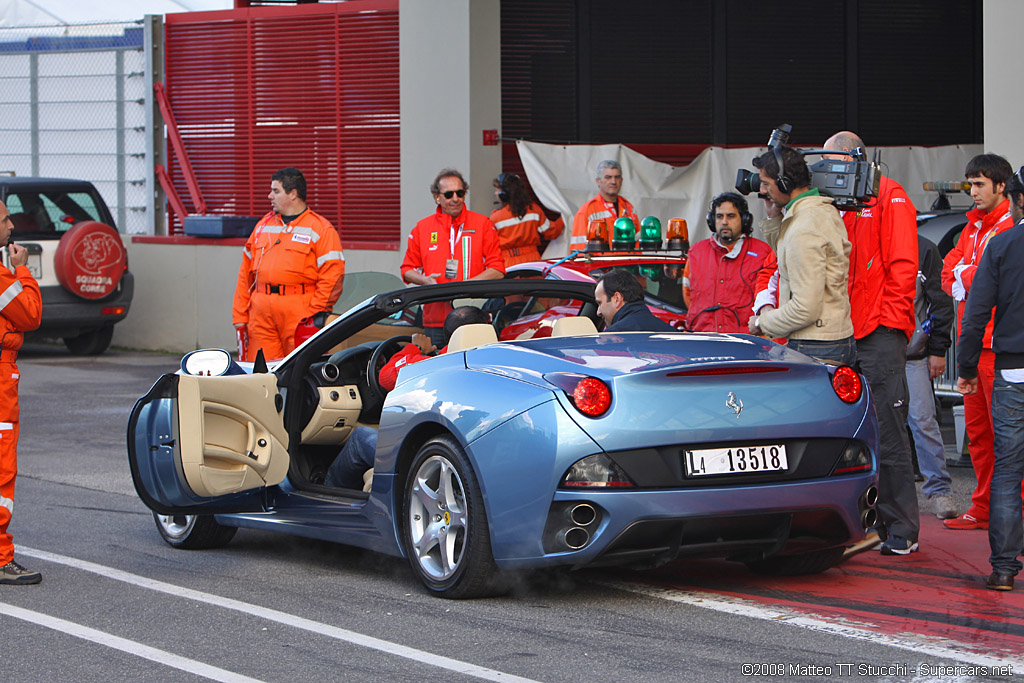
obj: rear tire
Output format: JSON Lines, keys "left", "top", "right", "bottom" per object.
{"left": 64, "top": 324, "right": 114, "bottom": 355}
{"left": 153, "top": 512, "right": 237, "bottom": 550}
{"left": 745, "top": 547, "right": 845, "bottom": 576}
{"left": 401, "top": 435, "right": 505, "bottom": 599}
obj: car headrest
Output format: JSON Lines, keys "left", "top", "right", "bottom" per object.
{"left": 447, "top": 323, "right": 498, "bottom": 352}
{"left": 551, "top": 316, "right": 598, "bottom": 337}
{"left": 8, "top": 212, "right": 37, "bottom": 233}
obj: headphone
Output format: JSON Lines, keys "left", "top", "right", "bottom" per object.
{"left": 706, "top": 192, "right": 753, "bottom": 235}
{"left": 772, "top": 145, "right": 794, "bottom": 194}
{"left": 496, "top": 172, "right": 519, "bottom": 203}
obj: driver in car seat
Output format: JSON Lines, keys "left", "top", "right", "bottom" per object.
{"left": 324, "top": 305, "right": 491, "bottom": 489}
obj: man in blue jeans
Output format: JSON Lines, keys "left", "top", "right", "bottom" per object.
{"left": 956, "top": 167, "right": 1024, "bottom": 591}
{"left": 906, "top": 236, "right": 957, "bottom": 520}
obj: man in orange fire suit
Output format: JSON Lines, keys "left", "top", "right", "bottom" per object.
{"left": 570, "top": 160, "right": 639, "bottom": 250}
{"left": 490, "top": 172, "right": 563, "bottom": 267}
{"left": 232, "top": 167, "right": 345, "bottom": 361}
{"left": 402, "top": 168, "right": 504, "bottom": 345}
{"left": 940, "top": 154, "right": 1019, "bottom": 531}
{"left": 0, "top": 199, "right": 43, "bottom": 584}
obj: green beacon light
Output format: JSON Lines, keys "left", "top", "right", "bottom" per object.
{"left": 611, "top": 217, "right": 636, "bottom": 251}
{"left": 639, "top": 216, "right": 662, "bottom": 250}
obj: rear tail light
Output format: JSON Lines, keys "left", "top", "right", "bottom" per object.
{"left": 545, "top": 373, "right": 612, "bottom": 417}
{"left": 101, "top": 306, "right": 125, "bottom": 316}
{"left": 831, "top": 365, "right": 862, "bottom": 403}
{"left": 561, "top": 453, "right": 634, "bottom": 488}
{"left": 832, "top": 441, "right": 873, "bottom": 475}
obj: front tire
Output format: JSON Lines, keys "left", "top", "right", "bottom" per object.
{"left": 402, "top": 435, "right": 504, "bottom": 599}
{"left": 153, "top": 512, "right": 237, "bottom": 550}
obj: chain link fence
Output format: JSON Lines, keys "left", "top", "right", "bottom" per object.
{"left": 0, "top": 21, "right": 149, "bottom": 234}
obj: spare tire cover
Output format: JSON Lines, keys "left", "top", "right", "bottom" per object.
{"left": 54, "top": 221, "right": 127, "bottom": 299}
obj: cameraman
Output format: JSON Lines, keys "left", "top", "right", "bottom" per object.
{"left": 683, "top": 192, "right": 776, "bottom": 333}
{"left": 822, "top": 131, "right": 920, "bottom": 556}
{"left": 748, "top": 145, "right": 855, "bottom": 365}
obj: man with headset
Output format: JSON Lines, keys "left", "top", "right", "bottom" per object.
{"left": 748, "top": 145, "right": 855, "bottom": 365}
{"left": 682, "top": 192, "right": 776, "bottom": 333}
{"left": 821, "top": 131, "right": 920, "bottom": 556}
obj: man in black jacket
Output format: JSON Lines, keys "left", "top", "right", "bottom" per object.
{"left": 906, "top": 236, "right": 957, "bottom": 519}
{"left": 595, "top": 269, "right": 676, "bottom": 332}
{"left": 957, "top": 167, "right": 1024, "bottom": 591}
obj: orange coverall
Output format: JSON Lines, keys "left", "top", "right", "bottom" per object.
{"left": 489, "top": 203, "right": 564, "bottom": 267}
{"left": 570, "top": 195, "right": 638, "bottom": 250}
{"left": 0, "top": 262, "right": 42, "bottom": 566}
{"left": 232, "top": 208, "right": 345, "bottom": 361}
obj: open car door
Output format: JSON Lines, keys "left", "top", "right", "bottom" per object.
{"left": 128, "top": 372, "right": 289, "bottom": 514}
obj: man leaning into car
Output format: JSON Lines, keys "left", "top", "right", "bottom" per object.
{"left": 232, "top": 167, "right": 345, "bottom": 362}
{"left": 595, "top": 269, "right": 675, "bottom": 332}
{"left": 0, "top": 199, "right": 43, "bottom": 585}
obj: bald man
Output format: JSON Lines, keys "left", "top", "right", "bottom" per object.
{"left": 823, "top": 131, "right": 920, "bottom": 556}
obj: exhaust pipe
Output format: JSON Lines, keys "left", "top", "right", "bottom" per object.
{"left": 559, "top": 526, "right": 590, "bottom": 550}
{"left": 568, "top": 503, "right": 597, "bottom": 527}
{"left": 861, "top": 508, "right": 877, "bottom": 529}
{"left": 863, "top": 486, "right": 878, "bottom": 508}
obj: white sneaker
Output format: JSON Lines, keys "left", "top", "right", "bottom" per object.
{"left": 931, "top": 494, "right": 958, "bottom": 520}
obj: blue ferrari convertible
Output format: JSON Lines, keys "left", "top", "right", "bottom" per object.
{"left": 128, "top": 274, "right": 879, "bottom": 598}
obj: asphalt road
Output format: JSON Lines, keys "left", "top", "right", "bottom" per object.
{"left": 0, "top": 343, "right": 1018, "bottom": 682}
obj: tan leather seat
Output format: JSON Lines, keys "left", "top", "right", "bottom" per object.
{"left": 446, "top": 323, "right": 498, "bottom": 352}
{"left": 551, "top": 316, "right": 598, "bottom": 337}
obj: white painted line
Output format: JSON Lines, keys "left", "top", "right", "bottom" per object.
{"left": 599, "top": 580, "right": 1024, "bottom": 670}
{"left": 20, "top": 547, "right": 537, "bottom": 683}
{"left": 0, "top": 601, "right": 264, "bottom": 683}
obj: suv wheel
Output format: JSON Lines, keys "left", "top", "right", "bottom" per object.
{"left": 63, "top": 324, "right": 114, "bottom": 355}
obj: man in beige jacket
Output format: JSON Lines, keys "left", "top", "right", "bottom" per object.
{"left": 748, "top": 145, "right": 855, "bottom": 365}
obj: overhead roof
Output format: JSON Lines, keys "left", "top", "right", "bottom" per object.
{"left": 0, "top": 0, "right": 232, "bottom": 26}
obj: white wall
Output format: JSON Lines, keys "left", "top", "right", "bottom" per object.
{"left": 984, "top": 0, "right": 1023, "bottom": 167}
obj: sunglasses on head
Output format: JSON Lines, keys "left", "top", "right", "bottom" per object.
{"left": 441, "top": 189, "right": 466, "bottom": 199}
{"left": 1015, "top": 166, "right": 1024, "bottom": 189}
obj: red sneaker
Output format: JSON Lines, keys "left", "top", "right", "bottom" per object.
{"left": 943, "top": 513, "right": 988, "bottom": 530}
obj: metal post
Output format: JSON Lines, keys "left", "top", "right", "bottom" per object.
{"left": 116, "top": 49, "right": 126, "bottom": 231}
{"left": 144, "top": 14, "right": 166, "bottom": 236}
{"left": 29, "top": 53, "right": 38, "bottom": 176}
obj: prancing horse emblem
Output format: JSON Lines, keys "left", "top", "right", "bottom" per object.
{"left": 726, "top": 392, "right": 743, "bottom": 418}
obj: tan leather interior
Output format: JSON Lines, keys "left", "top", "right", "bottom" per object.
{"left": 300, "top": 385, "right": 362, "bottom": 445}
{"left": 177, "top": 374, "right": 289, "bottom": 498}
{"left": 552, "top": 316, "right": 598, "bottom": 337}
{"left": 447, "top": 323, "right": 498, "bottom": 352}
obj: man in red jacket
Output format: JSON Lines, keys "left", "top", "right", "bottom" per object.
{"left": 941, "top": 154, "right": 1017, "bottom": 531}
{"left": 683, "top": 192, "right": 776, "bottom": 333}
{"left": 824, "top": 131, "right": 920, "bottom": 555}
{"left": 402, "top": 168, "right": 504, "bottom": 346}
{"left": 0, "top": 200, "right": 43, "bottom": 584}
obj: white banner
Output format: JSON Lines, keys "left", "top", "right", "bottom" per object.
{"left": 518, "top": 140, "right": 983, "bottom": 258}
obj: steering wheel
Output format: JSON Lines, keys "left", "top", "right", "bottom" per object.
{"left": 365, "top": 335, "right": 413, "bottom": 403}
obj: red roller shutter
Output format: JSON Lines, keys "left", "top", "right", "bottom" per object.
{"left": 163, "top": 0, "right": 399, "bottom": 248}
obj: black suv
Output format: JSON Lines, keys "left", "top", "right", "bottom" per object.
{"left": 0, "top": 176, "right": 134, "bottom": 354}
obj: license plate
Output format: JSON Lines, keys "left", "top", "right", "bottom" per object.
{"left": 27, "top": 254, "right": 41, "bottom": 279}
{"left": 684, "top": 444, "right": 788, "bottom": 477}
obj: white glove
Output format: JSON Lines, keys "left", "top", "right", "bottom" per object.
{"left": 952, "top": 263, "right": 970, "bottom": 288}
{"left": 951, "top": 279, "right": 966, "bottom": 301}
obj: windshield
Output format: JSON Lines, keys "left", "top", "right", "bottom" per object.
{"left": 589, "top": 264, "right": 686, "bottom": 311}
{"left": 4, "top": 189, "right": 113, "bottom": 235}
